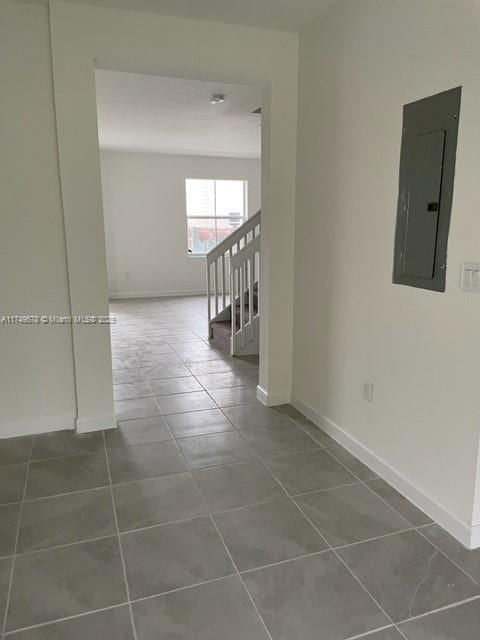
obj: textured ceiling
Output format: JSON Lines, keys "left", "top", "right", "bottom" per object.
{"left": 95, "top": 71, "right": 262, "bottom": 158}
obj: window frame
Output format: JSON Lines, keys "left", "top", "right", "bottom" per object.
{"left": 185, "top": 178, "right": 248, "bottom": 256}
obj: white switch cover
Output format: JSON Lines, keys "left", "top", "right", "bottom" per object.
{"left": 461, "top": 263, "right": 480, "bottom": 292}
{"left": 362, "top": 382, "right": 374, "bottom": 403}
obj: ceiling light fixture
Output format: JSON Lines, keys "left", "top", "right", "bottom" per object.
{"left": 209, "top": 94, "right": 226, "bottom": 104}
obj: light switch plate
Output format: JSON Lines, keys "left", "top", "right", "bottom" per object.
{"left": 362, "top": 382, "right": 374, "bottom": 403}
{"left": 461, "top": 263, "right": 480, "bottom": 292}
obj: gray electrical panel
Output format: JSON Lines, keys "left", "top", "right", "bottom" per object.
{"left": 393, "top": 87, "right": 461, "bottom": 291}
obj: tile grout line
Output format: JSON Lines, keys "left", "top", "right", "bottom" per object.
{"left": 394, "top": 592, "right": 480, "bottom": 627}
{"left": 78, "top": 409, "right": 480, "bottom": 634}
{"left": 169, "top": 435, "right": 276, "bottom": 640}
{"left": 20, "top": 483, "right": 111, "bottom": 505}
{"left": 2, "top": 603, "right": 128, "bottom": 637}
{"left": 1, "top": 502, "right": 415, "bottom": 569}
{"left": 344, "top": 626, "right": 403, "bottom": 640}
{"left": 13, "top": 309, "right": 478, "bottom": 640}
{"left": 110, "top": 384, "right": 480, "bottom": 626}
{"left": 362, "top": 475, "right": 480, "bottom": 589}
{"left": 238, "top": 549, "right": 330, "bottom": 576}
{"left": 328, "top": 526, "right": 416, "bottom": 552}
{"left": 254, "top": 454, "right": 403, "bottom": 639}
{"left": 286, "top": 421, "right": 424, "bottom": 640}
{"left": 102, "top": 432, "right": 139, "bottom": 640}
{"left": 318, "top": 429, "right": 480, "bottom": 589}
{"left": 290, "top": 416, "right": 480, "bottom": 636}
{"left": 414, "top": 525, "right": 480, "bottom": 587}
{"left": 1, "top": 438, "right": 34, "bottom": 638}
{"left": 23, "top": 447, "right": 107, "bottom": 466}
{"left": 343, "top": 624, "right": 403, "bottom": 640}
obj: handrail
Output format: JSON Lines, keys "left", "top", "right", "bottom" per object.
{"left": 230, "top": 233, "right": 261, "bottom": 269}
{"left": 206, "top": 209, "right": 261, "bottom": 343}
{"left": 230, "top": 233, "right": 260, "bottom": 354}
{"left": 206, "top": 210, "right": 261, "bottom": 266}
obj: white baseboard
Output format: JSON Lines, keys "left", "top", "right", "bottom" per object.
{"left": 256, "top": 385, "right": 290, "bottom": 407}
{"left": 291, "top": 394, "right": 479, "bottom": 550}
{"left": 76, "top": 413, "right": 117, "bottom": 434}
{"left": 471, "top": 525, "right": 480, "bottom": 549}
{"left": 0, "top": 412, "right": 118, "bottom": 438}
{"left": 109, "top": 289, "right": 205, "bottom": 300}
{"left": 0, "top": 414, "right": 75, "bottom": 439}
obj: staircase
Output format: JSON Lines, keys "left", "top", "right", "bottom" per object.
{"left": 206, "top": 210, "right": 261, "bottom": 356}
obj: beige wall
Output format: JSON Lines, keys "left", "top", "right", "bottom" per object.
{"left": 101, "top": 151, "right": 261, "bottom": 298}
{"left": 293, "top": 0, "right": 480, "bottom": 546}
{"left": 0, "top": 1, "right": 76, "bottom": 437}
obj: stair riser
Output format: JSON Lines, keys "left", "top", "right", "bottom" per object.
{"left": 209, "top": 331, "right": 231, "bottom": 355}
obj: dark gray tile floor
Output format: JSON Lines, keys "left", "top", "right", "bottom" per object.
{"left": 1, "top": 297, "right": 479, "bottom": 639}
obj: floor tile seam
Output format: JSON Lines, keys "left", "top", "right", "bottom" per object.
{"left": 258, "top": 454, "right": 399, "bottom": 633}
{"left": 209, "top": 496, "right": 294, "bottom": 518}
{"left": 170, "top": 436, "right": 275, "bottom": 640}
{"left": 413, "top": 524, "right": 480, "bottom": 587}
{"left": 102, "top": 433, "right": 139, "bottom": 640}
{"left": 118, "top": 514, "right": 214, "bottom": 539}
{"left": 1, "top": 442, "right": 33, "bottom": 635}
{"left": 328, "top": 527, "right": 417, "bottom": 552}
{"left": 237, "top": 549, "right": 333, "bottom": 577}
{"left": 293, "top": 421, "right": 333, "bottom": 448}
{"left": 0, "top": 462, "right": 29, "bottom": 474}
{"left": 279, "top": 424, "right": 480, "bottom": 598}
{"left": 27, "top": 449, "right": 107, "bottom": 466}
{"left": 357, "top": 477, "right": 430, "bottom": 530}
{"left": 196, "top": 382, "right": 256, "bottom": 393}
{"left": 288, "top": 480, "right": 364, "bottom": 499}
{"left": 22, "top": 483, "right": 112, "bottom": 504}
{"left": 288, "top": 423, "right": 480, "bottom": 588}
{"left": 0, "top": 501, "right": 22, "bottom": 510}
{"left": 114, "top": 393, "right": 155, "bottom": 402}
{"left": 2, "top": 602, "right": 130, "bottom": 637}
{"left": 393, "top": 593, "right": 480, "bottom": 627}
{"left": 288, "top": 446, "right": 480, "bottom": 637}
{"left": 116, "top": 388, "right": 222, "bottom": 403}
{"left": 343, "top": 623, "right": 405, "bottom": 640}
{"left": 356, "top": 473, "right": 480, "bottom": 588}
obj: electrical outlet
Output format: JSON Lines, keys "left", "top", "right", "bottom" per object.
{"left": 362, "top": 382, "right": 374, "bottom": 403}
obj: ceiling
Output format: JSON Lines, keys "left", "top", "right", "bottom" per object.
{"left": 95, "top": 71, "right": 262, "bottom": 158}
{"left": 48, "top": 0, "right": 336, "bottom": 32}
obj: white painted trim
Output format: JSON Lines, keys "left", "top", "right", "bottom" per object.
{"left": 291, "top": 394, "right": 479, "bottom": 550}
{"left": 76, "top": 413, "right": 117, "bottom": 434}
{"left": 0, "top": 414, "right": 75, "bottom": 439}
{"left": 109, "top": 290, "right": 205, "bottom": 300}
{"left": 257, "top": 385, "right": 290, "bottom": 407}
{"left": 471, "top": 525, "right": 480, "bottom": 549}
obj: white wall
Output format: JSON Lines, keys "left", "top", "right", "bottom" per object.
{"left": 100, "top": 151, "right": 261, "bottom": 298}
{"left": 293, "top": 0, "right": 480, "bottom": 546}
{"left": 49, "top": 0, "right": 298, "bottom": 417}
{"left": 0, "top": 1, "right": 76, "bottom": 437}
{"left": 0, "top": 0, "right": 296, "bottom": 438}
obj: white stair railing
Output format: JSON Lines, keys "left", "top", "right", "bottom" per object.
{"left": 230, "top": 234, "right": 260, "bottom": 355}
{"left": 206, "top": 210, "right": 261, "bottom": 328}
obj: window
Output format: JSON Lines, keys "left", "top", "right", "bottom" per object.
{"left": 185, "top": 179, "right": 247, "bottom": 255}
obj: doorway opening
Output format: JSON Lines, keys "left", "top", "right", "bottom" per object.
{"left": 94, "top": 70, "right": 262, "bottom": 423}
